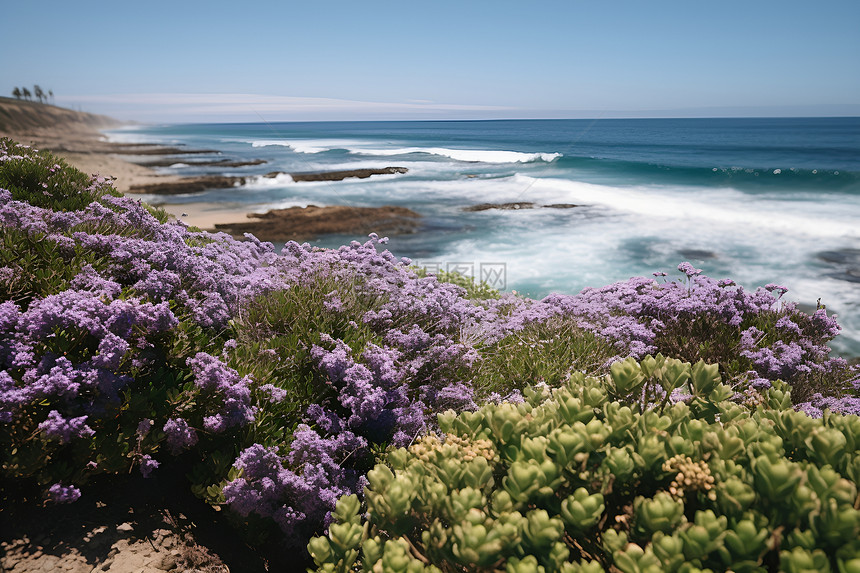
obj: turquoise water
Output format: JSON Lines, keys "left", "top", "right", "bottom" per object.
{"left": 109, "top": 118, "right": 860, "bottom": 354}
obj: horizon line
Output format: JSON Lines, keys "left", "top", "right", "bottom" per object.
{"left": 4, "top": 95, "right": 858, "bottom": 125}
{"left": 117, "top": 114, "right": 860, "bottom": 127}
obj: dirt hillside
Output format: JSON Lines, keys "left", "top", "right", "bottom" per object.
{"left": 0, "top": 97, "right": 121, "bottom": 138}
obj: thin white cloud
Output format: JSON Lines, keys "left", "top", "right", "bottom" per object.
{"left": 57, "top": 93, "right": 860, "bottom": 122}
{"left": 57, "top": 93, "right": 514, "bottom": 122}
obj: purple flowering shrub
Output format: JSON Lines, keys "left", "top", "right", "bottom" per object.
{"left": 1, "top": 151, "right": 287, "bottom": 333}
{"left": 0, "top": 209, "right": 118, "bottom": 309}
{"left": 796, "top": 393, "right": 860, "bottom": 418}
{"left": 515, "top": 264, "right": 858, "bottom": 408}
{"left": 225, "top": 275, "right": 385, "bottom": 427}
{"left": 0, "top": 142, "right": 269, "bottom": 503}
{"left": 2, "top": 139, "right": 857, "bottom": 558}
{"left": 0, "top": 268, "right": 262, "bottom": 506}
{"left": 0, "top": 285, "right": 183, "bottom": 493}
{"left": 0, "top": 142, "right": 492, "bottom": 532}
{"left": 217, "top": 258, "right": 490, "bottom": 544}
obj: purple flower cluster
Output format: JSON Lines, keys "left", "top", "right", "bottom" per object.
{"left": 20, "top": 287, "right": 176, "bottom": 341}
{"left": 736, "top": 309, "right": 849, "bottom": 387}
{"left": 258, "top": 383, "right": 287, "bottom": 404}
{"left": 1, "top": 174, "right": 287, "bottom": 331}
{"left": 678, "top": 262, "right": 703, "bottom": 278}
{"left": 221, "top": 329, "right": 479, "bottom": 537}
{"left": 38, "top": 409, "right": 95, "bottom": 444}
{"left": 275, "top": 236, "right": 490, "bottom": 344}
{"left": 795, "top": 394, "right": 860, "bottom": 418}
{"left": 187, "top": 352, "right": 256, "bottom": 433}
{"left": 47, "top": 483, "right": 81, "bottom": 504}
{"left": 163, "top": 417, "right": 199, "bottom": 455}
{"left": 69, "top": 225, "right": 286, "bottom": 329}
{"left": 0, "top": 286, "right": 178, "bottom": 425}
{"left": 504, "top": 266, "right": 850, "bottom": 390}
{"left": 222, "top": 437, "right": 364, "bottom": 544}
{"left": 139, "top": 454, "right": 160, "bottom": 478}
{"left": 311, "top": 335, "right": 476, "bottom": 442}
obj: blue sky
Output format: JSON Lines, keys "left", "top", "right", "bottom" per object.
{"left": 2, "top": 0, "right": 859, "bottom": 122}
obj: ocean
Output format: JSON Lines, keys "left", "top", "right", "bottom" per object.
{"left": 108, "top": 117, "right": 860, "bottom": 355}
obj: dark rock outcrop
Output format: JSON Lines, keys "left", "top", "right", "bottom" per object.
{"left": 464, "top": 202, "right": 582, "bottom": 212}
{"left": 543, "top": 203, "right": 580, "bottom": 209}
{"left": 127, "top": 167, "right": 409, "bottom": 195}
{"left": 678, "top": 249, "right": 718, "bottom": 260}
{"left": 463, "top": 202, "right": 535, "bottom": 212}
{"left": 819, "top": 249, "right": 860, "bottom": 284}
{"left": 289, "top": 167, "right": 408, "bottom": 182}
{"left": 135, "top": 158, "right": 268, "bottom": 168}
{"left": 214, "top": 204, "right": 422, "bottom": 241}
{"left": 128, "top": 176, "right": 244, "bottom": 195}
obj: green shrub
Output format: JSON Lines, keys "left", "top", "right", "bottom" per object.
{"left": 225, "top": 273, "right": 386, "bottom": 446}
{"left": 653, "top": 304, "right": 855, "bottom": 405}
{"left": 472, "top": 315, "right": 616, "bottom": 399}
{"left": 0, "top": 224, "right": 125, "bottom": 309}
{"left": 309, "top": 357, "right": 860, "bottom": 572}
{"left": 0, "top": 138, "right": 121, "bottom": 210}
{"left": 413, "top": 267, "right": 502, "bottom": 301}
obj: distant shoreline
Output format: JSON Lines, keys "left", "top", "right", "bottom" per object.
{"left": 0, "top": 96, "right": 188, "bottom": 194}
{"left": 0, "top": 97, "right": 418, "bottom": 240}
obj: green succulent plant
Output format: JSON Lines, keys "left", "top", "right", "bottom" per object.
{"left": 308, "top": 357, "right": 860, "bottom": 572}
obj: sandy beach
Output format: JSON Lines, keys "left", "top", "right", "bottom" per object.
{"left": 156, "top": 201, "right": 255, "bottom": 230}
{"left": 50, "top": 151, "right": 256, "bottom": 232}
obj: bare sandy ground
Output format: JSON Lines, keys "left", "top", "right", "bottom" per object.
{"left": 50, "top": 149, "right": 255, "bottom": 233}
{"left": 0, "top": 469, "right": 272, "bottom": 573}
{"left": 155, "top": 201, "right": 255, "bottom": 231}
{"left": 64, "top": 154, "right": 254, "bottom": 232}
{"left": 56, "top": 151, "right": 181, "bottom": 193}
{"left": 1, "top": 514, "right": 223, "bottom": 573}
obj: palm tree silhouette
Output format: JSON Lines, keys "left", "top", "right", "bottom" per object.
{"left": 12, "top": 87, "right": 22, "bottom": 99}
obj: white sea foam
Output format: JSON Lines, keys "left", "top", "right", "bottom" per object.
{"left": 397, "top": 172, "right": 860, "bottom": 352}
{"left": 249, "top": 139, "right": 361, "bottom": 153}
{"left": 242, "top": 173, "right": 295, "bottom": 188}
{"left": 514, "top": 175, "right": 860, "bottom": 240}
{"left": 250, "top": 139, "right": 332, "bottom": 153}
{"left": 249, "top": 140, "right": 293, "bottom": 148}
{"left": 249, "top": 138, "right": 560, "bottom": 163}
{"left": 348, "top": 146, "right": 561, "bottom": 164}
{"left": 252, "top": 199, "right": 314, "bottom": 212}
